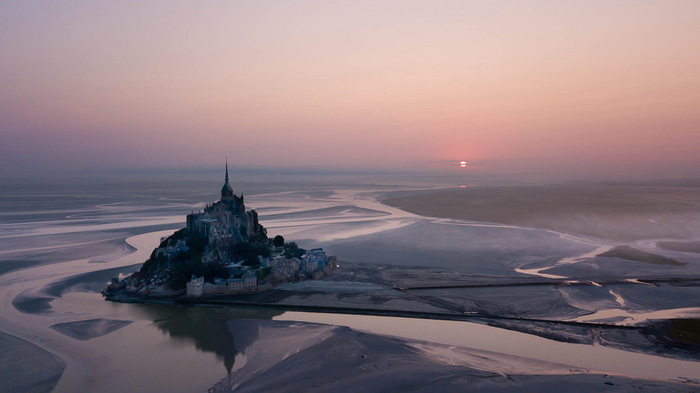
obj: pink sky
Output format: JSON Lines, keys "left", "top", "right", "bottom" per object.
{"left": 1, "top": 1, "right": 698, "bottom": 180}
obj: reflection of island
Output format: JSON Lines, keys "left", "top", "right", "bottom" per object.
{"left": 104, "top": 163, "right": 335, "bottom": 301}
{"left": 131, "top": 304, "right": 283, "bottom": 373}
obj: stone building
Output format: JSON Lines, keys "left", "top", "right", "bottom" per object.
{"left": 186, "top": 162, "right": 262, "bottom": 247}
{"left": 186, "top": 275, "right": 204, "bottom": 297}
{"left": 243, "top": 270, "right": 257, "bottom": 289}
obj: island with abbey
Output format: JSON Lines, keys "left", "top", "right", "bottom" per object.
{"left": 103, "top": 164, "right": 336, "bottom": 300}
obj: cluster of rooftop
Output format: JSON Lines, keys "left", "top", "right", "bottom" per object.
{"left": 104, "top": 163, "right": 336, "bottom": 299}
{"left": 186, "top": 247, "right": 335, "bottom": 297}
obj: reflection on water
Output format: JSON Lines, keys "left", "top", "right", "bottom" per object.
{"left": 50, "top": 296, "right": 700, "bottom": 391}
{"left": 132, "top": 304, "right": 283, "bottom": 373}
{"left": 46, "top": 293, "right": 287, "bottom": 393}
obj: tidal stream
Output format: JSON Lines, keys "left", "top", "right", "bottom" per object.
{"left": 1, "top": 181, "right": 700, "bottom": 391}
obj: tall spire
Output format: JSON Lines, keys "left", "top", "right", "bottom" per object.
{"left": 225, "top": 157, "right": 229, "bottom": 182}
{"left": 221, "top": 158, "right": 234, "bottom": 200}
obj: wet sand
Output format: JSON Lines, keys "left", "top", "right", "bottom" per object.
{"left": 50, "top": 319, "right": 132, "bottom": 341}
{"left": 3, "top": 181, "right": 700, "bottom": 392}
{"left": 382, "top": 184, "right": 700, "bottom": 242}
{"left": 0, "top": 331, "right": 64, "bottom": 393}
{"left": 658, "top": 241, "right": 700, "bottom": 254}
{"left": 598, "top": 246, "right": 686, "bottom": 266}
{"left": 209, "top": 319, "right": 698, "bottom": 393}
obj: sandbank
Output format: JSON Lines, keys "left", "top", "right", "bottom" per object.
{"left": 598, "top": 246, "right": 686, "bottom": 266}
{"left": 208, "top": 319, "right": 697, "bottom": 393}
{"left": 50, "top": 318, "right": 132, "bottom": 341}
{"left": 0, "top": 330, "right": 65, "bottom": 393}
{"left": 658, "top": 241, "right": 700, "bottom": 254}
{"left": 382, "top": 184, "right": 700, "bottom": 241}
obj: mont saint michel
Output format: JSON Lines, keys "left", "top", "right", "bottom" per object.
{"left": 3, "top": 2, "right": 700, "bottom": 392}
{"left": 104, "top": 164, "right": 335, "bottom": 300}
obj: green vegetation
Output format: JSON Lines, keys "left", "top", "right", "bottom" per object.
{"left": 158, "top": 228, "right": 186, "bottom": 248}
{"left": 273, "top": 235, "right": 285, "bottom": 248}
{"left": 167, "top": 260, "right": 229, "bottom": 290}
{"left": 187, "top": 232, "right": 207, "bottom": 254}
{"left": 283, "top": 242, "right": 306, "bottom": 259}
{"left": 248, "top": 231, "right": 268, "bottom": 244}
{"left": 257, "top": 224, "right": 268, "bottom": 238}
{"left": 136, "top": 225, "right": 278, "bottom": 291}
{"left": 139, "top": 231, "right": 229, "bottom": 290}
{"left": 258, "top": 266, "right": 272, "bottom": 280}
{"left": 234, "top": 241, "right": 271, "bottom": 267}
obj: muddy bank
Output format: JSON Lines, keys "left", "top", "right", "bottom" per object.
{"left": 0, "top": 259, "right": 40, "bottom": 277}
{"left": 50, "top": 319, "right": 132, "bottom": 341}
{"left": 598, "top": 246, "right": 686, "bottom": 266}
{"left": 658, "top": 241, "right": 700, "bottom": 254}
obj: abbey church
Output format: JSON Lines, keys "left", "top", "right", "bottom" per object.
{"left": 186, "top": 163, "right": 263, "bottom": 247}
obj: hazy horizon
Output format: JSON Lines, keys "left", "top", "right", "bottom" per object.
{"left": 1, "top": 1, "right": 698, "bottom": 181}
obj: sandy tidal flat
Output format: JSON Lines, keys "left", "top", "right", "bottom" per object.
{"left": 209, "top": 319, "right": 699, "bottom": 393}
{"left": 383, "top": 184, "right": 700, "bottom": 242}
{"left": 2, "top": 180, "right": 700, "bottom": 392}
